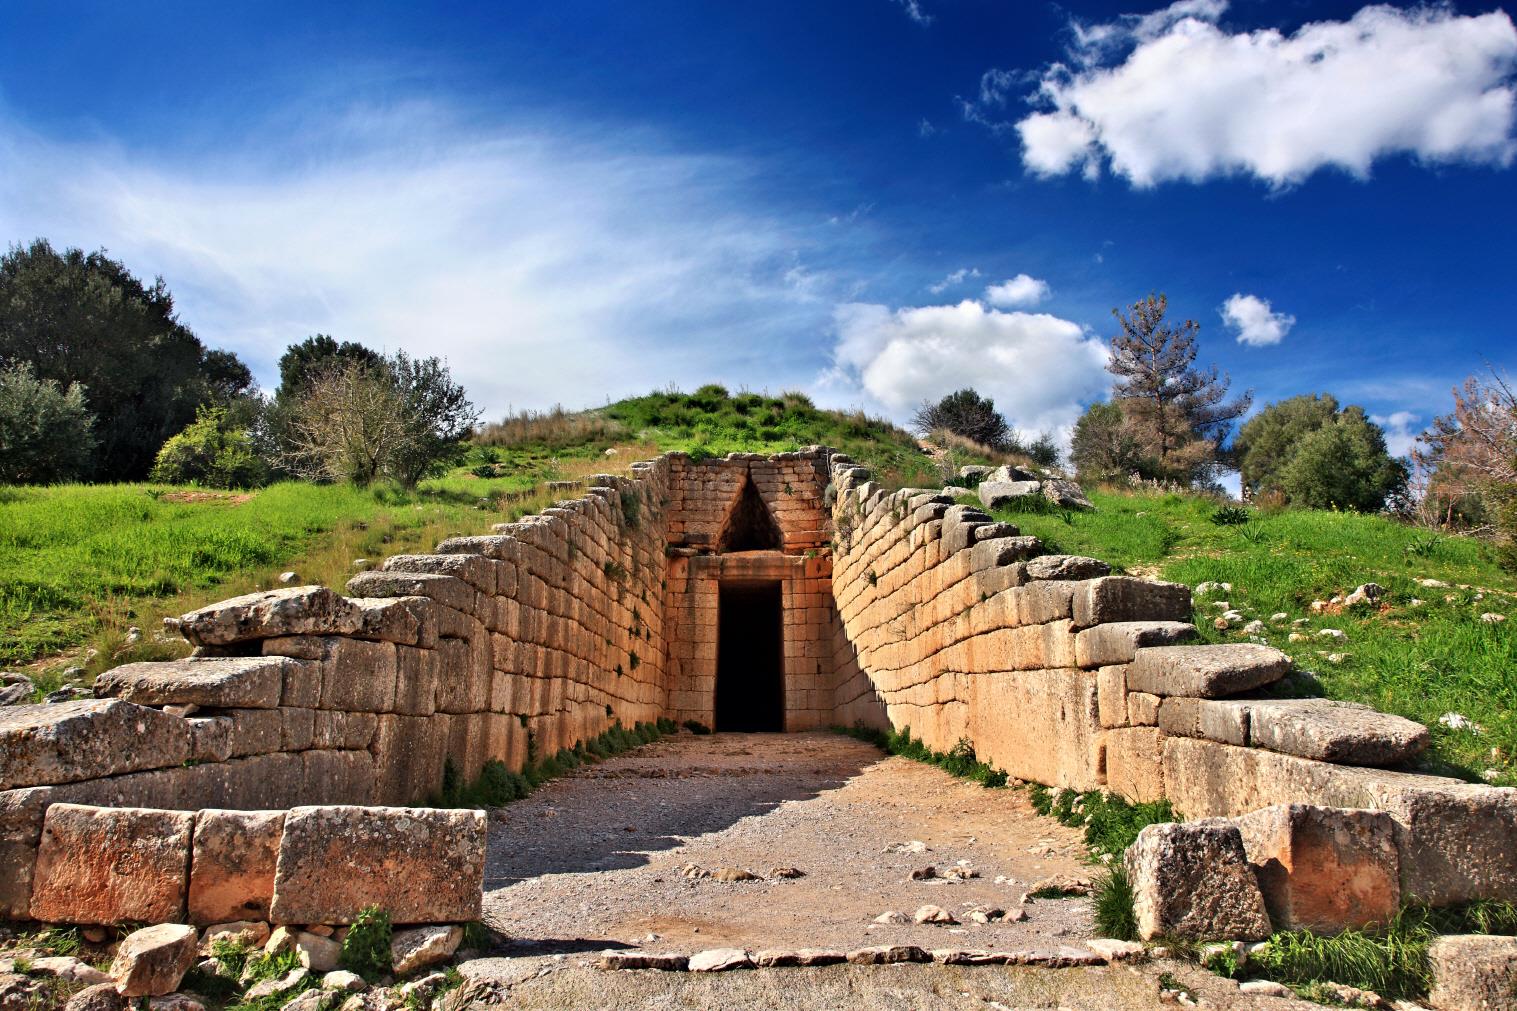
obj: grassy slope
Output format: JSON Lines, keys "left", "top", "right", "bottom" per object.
{"left": 984, "top": 490, "right": 1517, "bottom": 785}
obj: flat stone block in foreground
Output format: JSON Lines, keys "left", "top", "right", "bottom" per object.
{"left": 1232, "top": 804, "right": 1399, "bottom": 932}
{"left": 1124, "top": 821, "right": 1272, "bottom": 941}
{"left": 30, "top": 803, "right": 194, "bottom": 924}
{"left": 1127, "top": 643, "right": 1290, "bottom": 698}
{"left": 1428, "top": 934, "right": 1517, "bottom": 1011}
{"left": 269, "top": 805, "right": 485, "bottom": 925}
{"left": 0, "top": 699, "right": 189, "bottom": 790}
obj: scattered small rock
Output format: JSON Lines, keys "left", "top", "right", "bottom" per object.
{"left": 873, "top": 911, "right": 910, "bottom": 925}
{"left": 1480, "top": 612, "right": 1506, "bottom": 624}
{"left": 1344, "top": 583, "right": 1385, "bottom": 608}
{"left": 243, "top": 968, "right": 309, "bottom": 1001}
{"left": 31, "top": 956, "right": 111, "bottom": 984}
{"left": 768, "top": 866, "right": 804, "bottom": 879}
{"left": 687, "top": 948, "right": 752, "bottom": 972}
{"left": 390, "top": 925, "right": 463, "bottom": 976}
{"left": 147, "top": 994, "right": 205, "bottom": 1011}
{"left": 321, "top": 971, "right": 367, "bottom": 992}
{"left": 64, "top": 983, "right": 125, "bottom": 1011}
{"left": 199, "top": 921, "right": 270, "bottom": 954}
{"left": 1317, "top": 628, "right": 1347, "bottom": 640}
{"left": 908, "top": 865, "right": 938, "bottom": 881}
{"left": 913, "top": 905, "right": 958, "bottom": 925}
{"left": 1085, "top": 938, "right": 1143, "bottom": 961}
{"left": 397, "top": 972, "right": 447, "bottom": 1000}
{"left": 1439, "top": 712, "right": 1484, "bottom": 733}
{"left": 711, "top": 867, "right": 761, "bottom": 883}
{"left": 110, "top": 923, "right": 199, "bottom": 997}
{"left": 885, "top": 840, "right": 928, "bottom": 854}
{"left": 0, "top": 682, "right": 31, "bottom": 706}
{"left": 277, "top": 572, "right": 299, "bottom": 584}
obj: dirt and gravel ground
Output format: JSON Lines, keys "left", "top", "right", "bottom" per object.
{"left": 481, "top": 731, "right": 1097, "bottom": 956}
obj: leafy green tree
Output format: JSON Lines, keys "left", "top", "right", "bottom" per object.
{"left": 275, "top": 334, "right": 382, "bottom": 398}
{"left": 912, "top": 389, "right": 1010, "bottom": 449}
{"left": 149, "top": 406, "right": 267, "bottom": 489}
{"left": 0, "top": 363, "right": 96, "bottom": 484}
{"left": 1108, "top": 293, "right": 1251, "bottom": 482}
{"left": 1070, "top": 401, "right": 1146, "bottom": 481}
{"left": 1234, "top": 393, "right": 1340, "bottom": 495}
{"left": 385, "top": 350, "right": 482, "bottom": 486}
{"left": 1276, "top": 407, "right": 1408, "bottom": 511}
{"left": 0, "top": 238, "right": 255, "bottom": 479}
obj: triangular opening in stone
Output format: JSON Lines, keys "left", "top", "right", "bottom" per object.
{"left": 717, "top": 473, "right": 783, "bottom": 552}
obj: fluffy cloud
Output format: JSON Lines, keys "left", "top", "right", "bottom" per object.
{"left": 1371, "top": 410, "right": 1421, "bottom": 458}
{"left": 0, "top": 108, "right": 843, "bottom": 417}
{"left": 1220, "top": 293, "right": 1295, "bottom": 347}
{"left": 928, "top": 266, "right": 981, "bottom": 293}
{"left": 828, "top": 298, "right": 1109, "bottom": 440}
{"left": 984, "top": 273, "right": 1051, "bottom": 307}
{"left": 1015, "top": 3, "right": 1517, "bottom": 186}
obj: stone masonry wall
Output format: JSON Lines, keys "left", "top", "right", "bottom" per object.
{"left": 827, "top": 454, "right": 1517, "bottom": 917}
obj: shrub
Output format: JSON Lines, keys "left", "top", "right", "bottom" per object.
{"left": 340, "top": 905, "right": 393, "bottom": 980}
{"left": 1093, "top": 868, "right": 1138, "bottom": 940}
{"left": 0, "top": 362, "right": 96, "bottom": 484}
{"left": 150, "top": 405, "right": 266, "bottom": 488}
{"left": 912, "top": 389, "right": 1009, "bottom": 449}
{"left": 682, "top": 720, "right": 711, "bottom": 735}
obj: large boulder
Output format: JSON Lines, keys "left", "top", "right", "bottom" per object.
{"left": 0, "top": 700, "right": 189, "bottom": 790}
{"left": 270, "top": 806, "right": 485, "bottom": 924}
{"left": 170, "top": 587, "right": 363, "bottom": 647}
{"left": 1428, "top": 934, "right": 1517, "bottom": 1011}
{"left": 1232, "top": 804, "right": 1400, "bottom": 931}
{"left": 1127, "top": 644, "right": 1291, "bottom": 698}
{"left": 1124, "top": 821, "right": 1272, "bottom": 940}
{"left": 110, "top": 924, "right": 198, "bottom": 997}
{"left": 30, "top": 804, "right": 193, "bottom": 924}
{"left": 1042, "top": 478, "right": 1094, "bottom": 510}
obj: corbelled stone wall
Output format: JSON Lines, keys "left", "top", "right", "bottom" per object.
{"left": 826, "top": 454, "right": 1517, "bottom": 923}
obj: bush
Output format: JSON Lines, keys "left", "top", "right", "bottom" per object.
{"left": 0, "top": 362, "right": 96, "bottom": 484}
{"left": 340, "top": 905, "right": 393, "bottom": 980}
{"left": 150, "top": 406, "right": 266, "bottom": 489}
{"left": 1093, "top": 868, "right": 1138, "bottom": 940}
{"left": 912, "top": 389, "right": 1009, "bottom": 449}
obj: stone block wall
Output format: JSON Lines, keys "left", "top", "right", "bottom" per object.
{"left": 665, "top": 452, "right": 831, "bottom": 553}
{"left": 827, "top": 454, "right": 1517, "bottom": 913}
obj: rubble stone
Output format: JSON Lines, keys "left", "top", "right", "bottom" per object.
{"left": 110, "top": 924, "right": 198, "bottom": 997}
{"left": 1125, "top": 821, "right": 1272, "bottom": 940}
{"left": 390, "top": 925, "right": 463, "bottom": 976}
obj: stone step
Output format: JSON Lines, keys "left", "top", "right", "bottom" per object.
{"left": 1128, "top": 643, "right": 1290, "bottom": 697}
{"left": 1157, "top": 696, "right": 1429, "bottom": 765}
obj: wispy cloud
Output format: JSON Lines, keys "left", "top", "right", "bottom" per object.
{"left": 891, "top": 0, "right": 933, "bottom": 27}
{"left": 927, "top": 266, "right": 981, "bottom": 294}
{"left": 1221, "top": 293, "right": 1294, "bottom": 347}
{"left": 0, "top": 105, "right": 853, "bottom": 416}
{"left": 1009, "top": 3, "right": 1517, "bottom": 186}
{"left": 1371, "top": 410, "right": 1422, "bottom": 459}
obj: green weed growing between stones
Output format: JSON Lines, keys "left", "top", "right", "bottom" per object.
{"left": 340, "top": 905, "right": 393, "bottom": 981}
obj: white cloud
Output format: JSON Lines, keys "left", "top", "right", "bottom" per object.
{"left": 827, "top": 298, "right": 1110, "bottom": 441}
{"left": 1371, "top": 410, "right": 1421, "bottom": 458}
{"left": 1220, "top": 293, "right": 1295, "bottom": 346}
{"left": 892, "top": 0, "right": 933, "bottom": 27}
{"left": 984, "top": 273, "right": 1051, "bottom": 307}
{"left": 927, "top": 266, "right": 981, "bottom": 294}
{"left": 0, "top": 107, "right": 847, "bottom": 416}
{"left": 1015, "top": 4, "right": 1517, "bottom": 186}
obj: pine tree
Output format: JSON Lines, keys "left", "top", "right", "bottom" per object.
{"left": 1107, "top": 293, "right": 1251, "bottom": 478}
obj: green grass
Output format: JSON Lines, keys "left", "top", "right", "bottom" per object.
{"left": 833, "top": 723, "right": 1011, "bottom": 789}
{"left": 1093, "top": 868, "right": 1139, "bottom": 941}
{"left": 983, "top": 489, "right": 1517, "bottom": 784}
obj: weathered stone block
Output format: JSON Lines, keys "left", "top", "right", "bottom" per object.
{"left": 1072, "top": 577, "right": 1191, "bottom": 629}
{"left": 1232, "top": 804, "right": 1399, "bottom": 932}
{"left": 96, "top": 657, "right": 299, "bottom": 710}
{"left": 351, "top": 597, "right": 433, "bottom": 647}
{"left": 1247, "top": 699, "right": 1429, "bottom": 766}
{"left": 1075, "top": 621, "right": 1196, "bottom": 669}
{"left": 1104, "top": 726, "right": 1165, "bottom": 803}
{"left": 371, "top": 715, "right": 450, "bottom": 806}
{"left": 269, "top": 806, "right": 485, "bottom": 924}
{"left": 969, "top": 537, "right": 1042, "bottom": 573}
{"left": 172, "top": 587, "right": 362, "bottom": 647}
{"left": 1127, "top": 692, "right": 1160, "bottom": 725}
{"left": 1096, "top": 665, "right": 1128, "bottom": 728}
{"left": 393, "top": 646, "right": 438, "bottom": 717}
{"left": 1125, "top": 821, "right": 1272, "bottom": 940}
{"left": 382, "top": 554, "right": 496, "bottom": 595}
{"left": 0, "top": 786, "right": 48, "bottom": 918}
{"left": 1128, "top": 644, "right": 1290, "bottom": 698}
{"left": 345, "top": 572, "right": 474, "bottom": 616}
{"left": 110, "top": 924, "right": 198, "bottom": 997}
{"left": 300, "top": 750, "right": 376, "bottom": 806}
{"left": 317, "top": 639, "right": 398, "bottom": 713}
{"left": 1158, "top": 697, "right": 1251, "bottom": 746}
{"left": 0, "top": 700, "right": 190, "bottom": 791}
{"left": 969, "top": 668, "right": 1101, "bottom": 791}
{"left": 188, "top": 810, "right": 284, "bottom": 926}
{"left": 1026, "top": 555, "right": 1111, "bottom": 582}
{"left": 978, "top": 480, "right": 1041, "bottom": 510}
{"left": 1428, "top": 934, "right": 1517, "bottom": 1011}
{"left": 30, "top": 804, "right": 194, "bottom": 924}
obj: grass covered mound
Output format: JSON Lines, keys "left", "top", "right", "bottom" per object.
{"left": 977, "top": 489, "right": 1517, "bottom": 785}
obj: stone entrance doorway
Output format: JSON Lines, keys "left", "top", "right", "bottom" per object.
{"left": 715, "top": 581, "right": 784, "bottom": 731}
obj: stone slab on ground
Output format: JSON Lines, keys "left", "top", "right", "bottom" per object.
{"left": 1427, "top": 934, "right": 1517, "bottom": 1011}
{"left": 0, "top": 700, "right": 190, "bottom": 790}
{"left": 1231, "top": 804, "right": 1399, "bottom": 932}
{"left": 270, "top": 805, "right": 486, "bottom": 924}
{"left": 188, "top": 809, "right": 284, "bottom": 925}
{"left": 1124, "top": 821, "right": 1272, "bottom": 941}
{"left": 1128, "top": 644, "right": 1291, "bottom": 698}
{"left": 30, "top": 803, "right": 194, "bottom": 924}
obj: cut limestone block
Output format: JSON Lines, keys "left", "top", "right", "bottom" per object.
{"left": 969, "top": 668, "right": 1101, "bottom": 791}
{"left": 381, "top": 554, "right": 498, "bottom": 596}
{"left": 1072, "top": 577, "right": 1191, "bottom": 629}
{"left": 1158, "top": 697, "right": 1251, "bottom": 746}
{"left": 96, "top": 657, "right": 300, "bottom": 710}
{"left": 350, "top": 597, "right": 434, "bottom": 647}
{"left": 30, "top": 804, "right": 194, "bottom": 924}
{"left": 1025, "top": 555, "right": 1112, "bottom": 582}
{"left": 1096, "top": 666, "right": 1128, "bottom": 728}
{"left": 269, "top": 806, "right": 485, "bottom": 925}
{"left": 1075, "top": 621, "right": 1196, "bottom": 669}
{"left": 170, "top": 587, "right": 362, "bottom": 647}
{"left": 1232, "top": 804, "right": 1400, "bottom": 932}
{"left": 1428, "top": 934, "right": 1517, "bottom": 1011}
{"left": 1246, "top": 699, "right": 1430, "bottom": 766}
{"left": 1104, "top": 727, "right": 1165, "bottom": 803}
{"left": 1128, "top": 644, "right": 1290, "bottom": 698}
{"left": 978, "top": 480, "right": 1041, "bottom": 510}
{"left": 187, "top": 809, "right": 284, "bottom": 926}
{"left": 110, "top": 924, "right": 198, "bottom": 997}
{"left": 345, "top": 572, "right": 474, "bottom": 616}
{"left": 1, "top": 700, "right": 191, "bottom": 792}
{"left": 1124, "top": 821, "right": 1272, "bottom": 940}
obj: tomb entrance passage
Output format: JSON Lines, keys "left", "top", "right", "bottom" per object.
{"left": 715, "top": 580, "right": 784, "bottom": 731}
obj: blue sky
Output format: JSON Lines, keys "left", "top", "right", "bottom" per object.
{"left": 1, "top": 1, "right": 1514, "bottom": 457}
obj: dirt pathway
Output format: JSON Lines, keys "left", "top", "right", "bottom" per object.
{"left": 481, "top": 731, "right": 1097, "bottom": 956}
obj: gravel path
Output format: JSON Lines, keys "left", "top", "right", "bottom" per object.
{"left": 482, "top": 731, "right": 1097, "bottom": 957}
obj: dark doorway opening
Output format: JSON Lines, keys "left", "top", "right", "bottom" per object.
{"left": 715, "top": 581, "right": 784, "bottom": 732}
{"left": 718, "top": 475, "right": 783, "bottom": 552}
